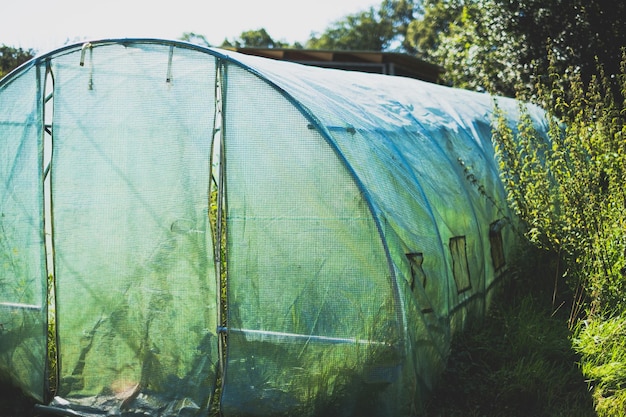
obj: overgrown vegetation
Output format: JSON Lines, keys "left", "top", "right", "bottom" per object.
{"left": 491, "top": 52, "right": 626, "bottom": 416}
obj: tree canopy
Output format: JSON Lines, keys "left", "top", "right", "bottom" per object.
{"left": 220, "top": 28, "right": 291, "bottom": 49}
{"left": 179, "top": 32, "right": 212, "bottom": 47}
{"left": 211, "top": 0, "right": 624, "bottom": 98}
{"left": 305, "top": 7, "right": 392, "bottom": 51}
{"left": 0, "top": 45, "right": 35, "bottom": 78}
{"left": 407, "top": 0, "right": 626, "bottom": 97}
{"left": 306, "top": 0, "right": 418, "bottom": 52}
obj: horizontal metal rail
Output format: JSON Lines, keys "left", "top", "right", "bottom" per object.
{"left": 0, "top": 301, "right": 41, "bottom": 310}
{"left": 220, "top": 327, "right": 389, "bottom": 346}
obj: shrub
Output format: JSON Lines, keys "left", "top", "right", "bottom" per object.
{"left": 492, "top": 50, "right": 626, "bottom": 415}
{"left": 492, "top": 51, "right": 626, "bottom": 320}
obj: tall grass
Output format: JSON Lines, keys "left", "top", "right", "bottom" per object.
{"left": 574, "top": 317, "right": 626, "bottom": 417}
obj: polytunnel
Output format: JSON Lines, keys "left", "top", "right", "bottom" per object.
{"left": 0, "top": 39, "right": 549, "bottom": 417}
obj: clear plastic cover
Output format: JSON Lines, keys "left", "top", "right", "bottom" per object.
{"left": 0, "top": 40, "right": 549, "bottom": 416}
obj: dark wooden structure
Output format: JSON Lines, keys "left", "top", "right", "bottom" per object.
{"left": 230, "top": 48, "right": 443, "bottom": 83}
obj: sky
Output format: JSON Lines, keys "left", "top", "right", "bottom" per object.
{"left": 1, "top": 0, "right": 381, "bottom": 54}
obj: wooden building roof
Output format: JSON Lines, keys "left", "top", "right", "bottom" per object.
{"left": 229, "top": 48, "right": 443, "bottom": 84}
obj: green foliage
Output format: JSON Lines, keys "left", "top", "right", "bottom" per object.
{"left": 306, "top": 0, "right": 418, "bottom": 52}
{"left": 306, "top": 7, "right": 393, "bottom": 51}
{"left": 221, "top": 28, "right": 291, "bottom": 49}
{"left": 492, "top": 52, "right": 626, "bottom": 318}
{"left": 179, "top": 32, "right": 212, "bottom": 47}
{"left": 489, "top": 0, "right": 626, "bottom": 97}
{"left": 181, "top": 0, "right": 420, "bottom": 52}
{"left": 47, "top": 274, "right": 58, "bottom": 396}
{"left": 0, "top": 44, "right": 34, "bottom": 78}
{"left": 377, "top": 0, "right": 420, "bottom": 53}
{"left": 493, "top": 50, "right": 626, "bottom": 416}
{"left": 574, "top": 317, "right": 626, "bottom": 417}
{"left": 408, "top": 0, "right": 528, "bottom": 96}
{"left": 405, "top": 0, "right": 458, "bottom": 55}
{"left": 174, "top": 0, "right": 625, "bottom": 99}
{"left": 408, "top": 0, "right": 626, "bottom": 99}
{"left": 492, "top": 102, "right": 555, "bottom": 246}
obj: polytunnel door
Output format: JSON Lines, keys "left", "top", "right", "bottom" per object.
{"left": 219, "top": 64, "right": 405, "bottom": 417}
{"left": 43, "top": 43, "right": 220, "bottom": 415}
{"left": 0, "top": 61, "right": 49, "bottom": 403}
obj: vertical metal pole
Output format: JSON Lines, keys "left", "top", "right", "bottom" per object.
{"left": 210, "top": 59, "right": 228, "bottom": 390}
{"left": 42, "top": 59, "right": 58, "bottom": 400}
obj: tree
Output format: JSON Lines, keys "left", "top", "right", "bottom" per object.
{"left": 489, "top": 0, "right": 626, "bottom": 96}
{"left": 221, "top": 28, "right": 289, "bottom": 49}
{"left": 306, "top": 7, "right": 392, "bottom": 51}
{"left": 407, "top": 0, "right": 626, "bottom": 98}
{"left": 406, "top": 0, "right": 461, "bottom": 56}
{"left": 306, "top": 0, "right": 419, "bottom": 52}
{"left": 408, "top": 0, "right": 530, "bottom": 97}
{"left": 179, "top": 32, "right": 212, "bottom": 47}
{"left": 377, "top": 0, "right": 420, "bottom": 53}
{"left": 0, "top": 45, "right": 35, "bottom": 78}
{"left": 177, "top": 1, "right": 422, "bottom": 53}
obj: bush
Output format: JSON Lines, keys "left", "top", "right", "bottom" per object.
{"left": 493, "top": 51, "right": 626, "bottom": 319}
{"left": 492, "top": 50, "right": 626, "bottom": 415}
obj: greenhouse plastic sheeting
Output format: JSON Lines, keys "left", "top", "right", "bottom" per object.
{"left": 47, "top": 44, "right": 219, "bottom": 415}
{"left": 0, "top": 63, "right": 48, "bottom": 403}
{"left": 0, "top": 39, "right": 549, "bottom": 417}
